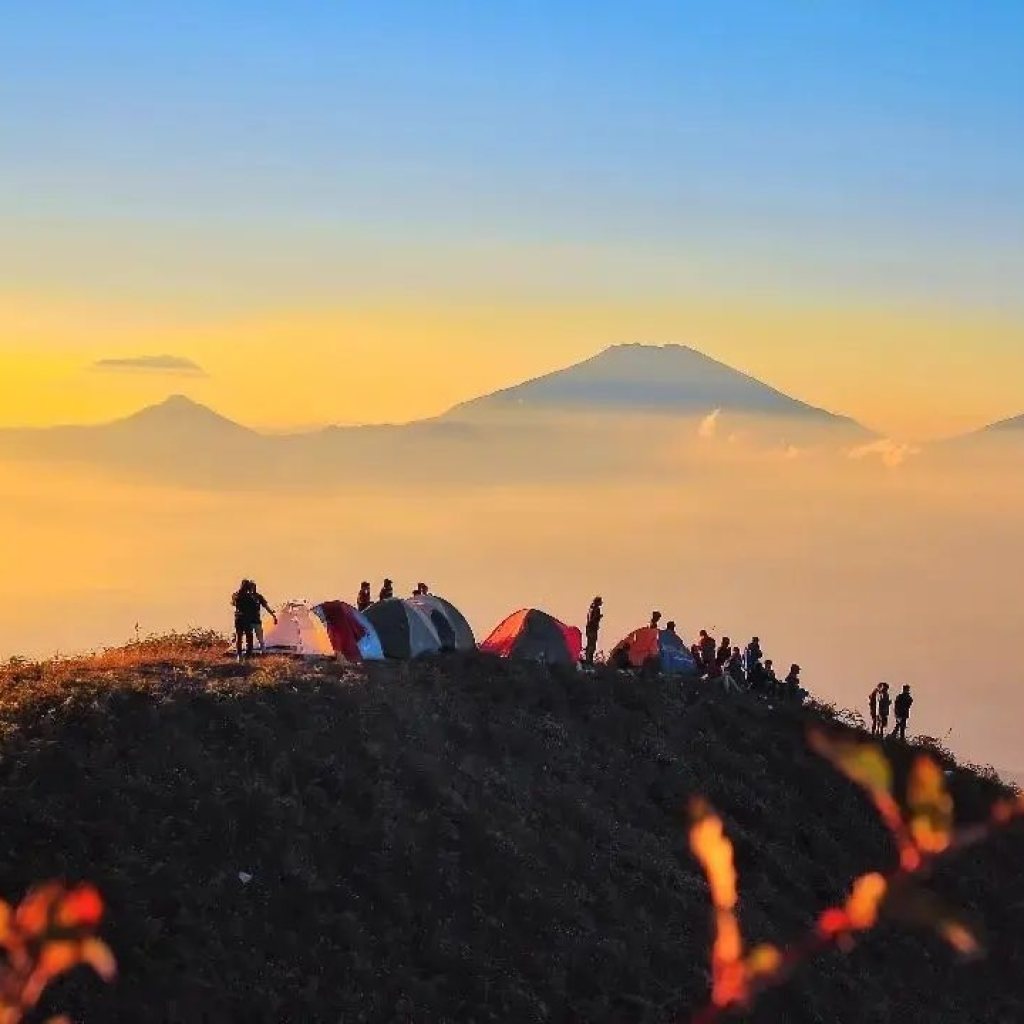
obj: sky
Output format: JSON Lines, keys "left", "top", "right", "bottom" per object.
{"left": 2, "top": 1, "right": 1023, "bottom": 438}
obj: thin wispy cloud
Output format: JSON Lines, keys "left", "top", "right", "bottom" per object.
{"left": 848, "top": 438, "right": 921, "bottom": 468}
{"left": 91, "top": 355, "right": 207, "bottom": 377}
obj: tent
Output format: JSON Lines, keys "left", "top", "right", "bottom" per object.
{"left": 363, "top": 598, "right": 442, "bottom": 659}
{"left": 312, "top": 601, "right": 384, "bottom": 662}
{"left": 407, "top": 594, "right": 475, "bottom": 651}
{"left": 608, "top": 626, "right": 697, "bottom": 675}
{"left": 262, "top": 602, "right": 335, "bottom": 656}
{"left": 479, "top": 609, "right": 582, "bottom": 665}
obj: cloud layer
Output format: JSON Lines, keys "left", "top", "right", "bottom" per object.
{"left": 848, "top": 438, "right": 920, "bottom": 468}
{"left": 91, "top": 355, "right": 206, "bottom": 377}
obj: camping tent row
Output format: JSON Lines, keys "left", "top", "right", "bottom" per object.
{"left": 263, "top": 596, "right": 476, "bottom": 661}
{"left": 265, "top": 600, "right": 694, "bottom": 674}
{"left": 263, "top": 600, "right": 584, "bottom": 666}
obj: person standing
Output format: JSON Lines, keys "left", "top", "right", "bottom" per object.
{"left": 744, "top": 637, "right": 763, "bottom": 674}
{"left": 728, "top": 646, "right": 745, "bottom": 686}
{"left": 697, "top": 630, "right": 716, "bottom": 673}
{"left": 868, "top": 684, "right": 881, "bottom": 736}
{"left": 877, "top": 683, "right": 892, "bottom": 736}
{"left": 892, "top": 685, "right": 913, "bottom": 741}
{"left": 356, "top": 582, "right": 372, "bottom": 612}
{"left": 231, "top": 579, "right": 277, "bottom": 661}
{"left": 584, "top": 596, "right": 603, "bottom": 665}
{"left": 716, "top": 636, "right": 732, "bottom": 669}
{"left": 379, "top": 578, "right": 394, "bottom": 602}
{"left": 649, "top": 610, "right": 662, "bottom": 630}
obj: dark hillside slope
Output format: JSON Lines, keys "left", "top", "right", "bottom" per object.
{"left": 0, "top": 644, "right": 1021, "bottom": 1023}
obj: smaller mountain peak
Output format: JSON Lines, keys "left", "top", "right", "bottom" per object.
{"left": 156, "top": 394, "right": 203, "bottom": 409}
{"left": 117, "top": 394, "right": 251, "bottom": 434}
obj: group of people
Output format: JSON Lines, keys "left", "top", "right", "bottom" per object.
{"left": 355, "top": 579, "right": 429, "bottom": 612}
{"left": 231, "top": 579, "right": 277, "bottom": 659}
{"left": 232, "top": 578, "right": 431, "bottom": 659}
{"left": 868, "top": 682, "right": 915, "bottom": 740}
{"left": 585, "top": 596, "right": 805, "bottom": 701}
{"left": 231, "top": 580, "right": 917, "bottom": 742}
{"left": 585, "top": 597, "right": 920, "bottom": 739}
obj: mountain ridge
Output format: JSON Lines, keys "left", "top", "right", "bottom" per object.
{"left": 443, "top": 343, "right": 865, "bottom": 428}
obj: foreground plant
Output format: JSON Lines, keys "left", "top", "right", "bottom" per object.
{"left": 0, "top": 883, "right": 115, "bottom": 1024}
{"left": 688, "top": 730, "right": 1024, "bottom": 1022}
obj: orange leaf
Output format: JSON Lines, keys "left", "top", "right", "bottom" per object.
{"left": 808, "top": 730, "right": 892, "bottom": 797}
{"left": 80, "top": 938, "right": 117, "bottom": 981}
{"left": 845, "top": 873, "right": 888, "bottom": 930}
{"left": 689, "top": 799, "right": 738, "bottom": 911}
{"left": 37, "top": 939, "right": 82, "bottom": 978}
{"left": 746, "top": 943, "right": 782, "bottom": 980}
{"left": 57, "top": 886, "right": 104, "bottom": 930}
{"left": 906, "top": 757, "right": 953, "bottom": 855}
{"left": 808, "top": 729, "right": 917, "bottom": 866}
{"left": 689, "top": 800, "right": 748, "bottom": 1010}
{"left": 14, "top": 884, "right": 61, "bottom": 937}
{"left": 817, "top": 907, "right": 850, "bottom": 937}
{"left": 939, "top": 920, "right": 982, "bottom": 959}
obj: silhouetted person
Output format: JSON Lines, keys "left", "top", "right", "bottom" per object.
{"left": 650, "top": 610, "right": 662, "bottom": 629}
{"left": 763, "top": 659, "right": 778, "bottom": 688}
{"left": 584, "top": 596, "right": 603, "bottom": 665}
{"left": 379, "top": 578, "right": 394, "bottom": 602}
{"left": 356, "top": 582, "right": 371, "bottom": 612}
{"left": 716, "top": 637, "right": 732, "bottom": 668}
{"left": 697, "top": 630, "right": 716, "bottom": 672}
{"left": 417, "top": 582, "right": 429, "bottom": 595}
{"left": 784, "top": 664, "right": 805, "bottom": 703}
{"left": 664, "top": 620, "right": 678, "bottom": 637}
{"left": 876, "top": 683, "right": 892, "bottom": 737}
{"left": 728, "top": 646, "right": 745, "bottom": 684}
{"left": 747, "top": 658, "right": 767, "bottom": 693}
{"left": 892, "top": 685, "right": 913, "bottom": 741}
{"left": 231, "top": 579, "right": 277, "bottom": 660}
{"left": 745, "top": 637, "right": 763, "bottom": 673}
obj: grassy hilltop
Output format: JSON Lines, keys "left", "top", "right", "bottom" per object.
{"left": 0, "top": 634, "right": 1022, "bottom": 1023}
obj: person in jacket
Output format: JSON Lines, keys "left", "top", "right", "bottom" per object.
{"left": 697, "top": 630, "right": 716, "bottom": 672}
{"left": 728, "top": 646, "right": 745, "bottom": 685}
{"left": 356, "top": 582, "right": 372, "bottom": 612}
{"left": 231, "top": 579, "right": 277, "bottom": 660}
{"left": 584, "top": 596, "right": 603, "bottom": 664}
{"left": 892, "top": 685, "right": 913, "bottom": 740}
{"left": 744, "top": 637, "right": 763, "bottom": 674}
{"left": 716, "top": 636, "right": 732, "bottom": 668}
{"left": 784, "top": 664, "right": 806, "bottom": 703}
{"left": 379, "top": 579, "right": 394, "bottom": 602}
{"left": 876, "top": 683, "right": 892, "bottom": 736}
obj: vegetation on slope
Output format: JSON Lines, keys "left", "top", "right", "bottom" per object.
{"left": 0, "top": 634, "right": 1021, "bottom": 1023}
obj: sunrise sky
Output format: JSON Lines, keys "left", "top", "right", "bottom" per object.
{"left": 3, "top": 2, "right": 1022, "bottom": 439}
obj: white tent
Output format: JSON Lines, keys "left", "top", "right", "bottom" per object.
{"left": 263, "top": 601, "right": 335, "bottom": 657}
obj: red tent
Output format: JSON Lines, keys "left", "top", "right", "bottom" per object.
{"left": 479, "top": 609, "right": 582, "bottom": 665}
{"left": 313, "top": 601, "right": 381, "bottom": 662}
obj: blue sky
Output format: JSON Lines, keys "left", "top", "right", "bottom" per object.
{"left": 2, "top": 2, "right": 1023, "bottom": 434}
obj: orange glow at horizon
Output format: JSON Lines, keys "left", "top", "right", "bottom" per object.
{"left": 2, "top": 292, "right": 1023, "bottom": 441}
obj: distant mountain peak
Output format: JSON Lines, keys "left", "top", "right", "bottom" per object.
{"left": 984, "top": 412, "right": 1024, "bottom": 433}
{"left": 445, "top": 342, "right": 864, "bottom": 428}
{"left": 114, "top": 394, "right": 252, "bottom": 434}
